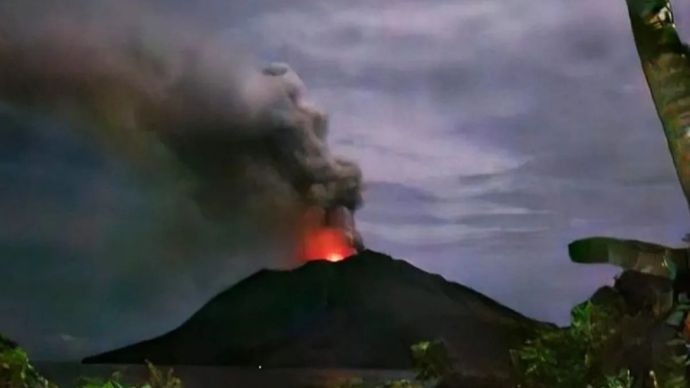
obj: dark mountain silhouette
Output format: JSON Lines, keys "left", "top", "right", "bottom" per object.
{"left": 84, "top": 250, "right": 544, "bottom": 375}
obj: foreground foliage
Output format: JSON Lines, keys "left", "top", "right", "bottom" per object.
{"left": 410, "top": 340, "right": 451, "bottom": 383}
{"left": 0, "top": 347, "right": 55, "bottom": 388}
{"left": 0, "top": 334, "right": 182, "bottom": 388}
{"left": 77, "top": 361, "right": 182, "bottom": 388}
{"left": 511, "top": 302, "right": 687, "bottom": 388}
{"left": 0, "top": 335, "right": 56, "bottom": 388}
{"left": 511, "top": 303, "right": 620, "bottom": 387}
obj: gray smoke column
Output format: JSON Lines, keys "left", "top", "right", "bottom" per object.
{"left": 0, "top": 13, "right": 363, "bottom": 241}
{"left": 325, "top": 205, "right": 365, "bottom": 251}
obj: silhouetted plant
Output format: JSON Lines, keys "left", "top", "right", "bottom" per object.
{"left": 511, "top": 302, "right": 631, "bottom": 388}
{"left": 77, "top": 361, "right": 181, "bottom": 388}
{"left": 143, "top": 361, "right": 182, "bottom": 388}
{"left": 78, "top": 371, "right": 133, "bottom": 388}
{"left": 0, "top": 335, "right": 56, "bottom": 388}
{"left": 410, "top": 340, "right": 451, "bottom": 382}
{"left": 603, "top": 370, "right": 633, "bottom": 388}
{"left": 512, "top": 301, "right": 689, "bottom": 388}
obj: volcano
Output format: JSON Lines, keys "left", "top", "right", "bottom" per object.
{"left": 84, "top": 250, "right": 544, "bottom": 376}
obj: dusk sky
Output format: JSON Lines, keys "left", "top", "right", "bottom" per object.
{"left": 2, "top": 0, "right": 690, "bottom": 360}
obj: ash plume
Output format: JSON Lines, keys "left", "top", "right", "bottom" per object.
{"left": 0, "top": 7, "right": 363, "bottom": 234}
{"left": 0, "top": 0, "right": 365, "bottom": 360}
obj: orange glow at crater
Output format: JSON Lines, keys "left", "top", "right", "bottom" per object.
{"left": 327, "top": 253, "right": 344, "bottom": 262}
{"left": 298, "top": 207, "right": 356, "bottom": 262}
{"left": 301, "top": 227, "right": 355, "bottom": 262}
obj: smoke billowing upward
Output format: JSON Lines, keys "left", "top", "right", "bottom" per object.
{"left": 0, "top": 6, "right": 363, "bottom": 239}
{"left": 0, "top": 3, "right": 366, "bottom": 357}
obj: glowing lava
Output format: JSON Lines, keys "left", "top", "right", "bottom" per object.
{"left": 301, "top": 227, "right": 355, "bottom": 262}
{"left": 327, "top": 253, "right": 344, "bottom": 262}
{"left": 298, "top": 207, "right": 356, "bottom": 262}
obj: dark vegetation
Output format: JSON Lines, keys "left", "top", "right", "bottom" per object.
{"left": 0, "top": 334, "right": 55, "bottom": 388}
{"left": 76, "top": 361, "right": 182, "bottom": 388}
{"left": 1, "top": 335, "right": 182, "bottom": 388}
{"left": 510, "top": 269, "right": 690, "bottom": 388}
{"left": 512, "top": 303, "right": 637, "bottom": 388}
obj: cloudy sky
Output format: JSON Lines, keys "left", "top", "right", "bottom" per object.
{"left": 2, "top": 0, "right": 690, "bottom": 360}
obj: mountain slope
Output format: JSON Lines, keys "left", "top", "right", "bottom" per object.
{"left": 84, "top": 250, "right": 543, "bottom": 373}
